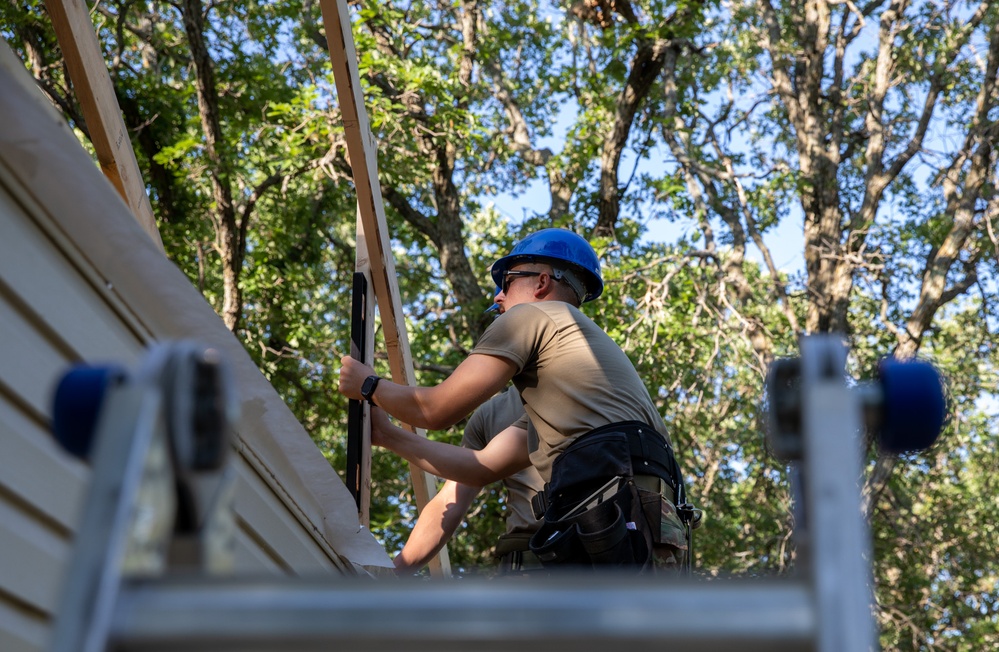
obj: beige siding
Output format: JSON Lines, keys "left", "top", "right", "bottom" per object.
{"left": 0, "top": 600, "right": 48, "bottom": 652}
{"left": 0, "top": 38, "right": 390, "bottom": 651}
{"left": 232, "top": 462, "right": 338, "bottom": 573}
{"left": 0, "top": 190, "right": 143, "bottom": 364}
{"left": 0, "top": 498, "right": 69, "bottom": 616}
{"left": 0, "top": 398, "right": 86, "bottom": 534}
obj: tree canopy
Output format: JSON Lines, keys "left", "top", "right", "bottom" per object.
{"left": 3, "top": 0, "right": 997, "bottom": 648}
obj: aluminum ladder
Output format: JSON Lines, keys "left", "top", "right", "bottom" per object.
{"left": 48, "top": 336, "right": 945, "bottom": 652}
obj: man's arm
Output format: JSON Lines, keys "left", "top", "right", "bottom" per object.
{"left": 338, "top": 353, "right": 517, "bottom": 430}
{"left": 394, "top": 480, "right": 481, "bottom": 575}
{"left": 370, "top": 407, "right": 531, "bottom": 486}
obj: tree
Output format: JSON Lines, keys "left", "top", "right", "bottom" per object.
{"left": 3, "top": 0, "right": 997, "bottom": 645}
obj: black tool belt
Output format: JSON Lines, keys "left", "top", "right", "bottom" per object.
{"left": 530, "top": 421, "right": 683, "bottom": 520}
{"left": 493, "top": 532, "right": 543, "bottom": 574}
{"left": 527, "top": 421, "right": 686, "bottom": 571}
{"left": 497, "top": 549, "right": 544, "bottom": 573}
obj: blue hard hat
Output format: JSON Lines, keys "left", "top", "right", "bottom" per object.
{"left": 490, "top": 228, "right": 603, "bottom": 302}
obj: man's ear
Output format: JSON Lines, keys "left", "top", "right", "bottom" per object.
{"left": 535, "top": 272, "right": 555, "bottom": 297}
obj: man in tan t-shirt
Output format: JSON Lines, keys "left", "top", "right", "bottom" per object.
{"left": 340, "top": 228, "right": 689, "bottom": 570}
{"left": 387, "top": 386, "right": 544, "bottom": 575}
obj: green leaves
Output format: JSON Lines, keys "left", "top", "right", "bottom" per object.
{"left": 6, "top": 1, "right": 997, "bottom": 640}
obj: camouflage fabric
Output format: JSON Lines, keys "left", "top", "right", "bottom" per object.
{"left": 640, "top": 488, "right": 689, "bottom": 571}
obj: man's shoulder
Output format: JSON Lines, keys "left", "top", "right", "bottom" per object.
{"left": 480, "top": 303, "right": 552, "bottom": 338}
{"left": 502, "top": 302, "right": 548, "bottom": 317}
{"left": 504, "top": 300, "right": 579, "bottom": 322}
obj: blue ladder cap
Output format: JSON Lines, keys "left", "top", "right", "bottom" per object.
{"left": 878, "top": 358, "right": 947, "bottom": 454}
{"left": 52, "top": 365, "right": 129, "bottom": 460}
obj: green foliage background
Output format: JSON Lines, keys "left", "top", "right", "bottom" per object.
{"left": 3, "top": 0, "right": 998, "bottom": 648}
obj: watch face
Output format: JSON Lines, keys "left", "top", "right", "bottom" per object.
{"left": 362, "top": 376, "right": 378, "bottom": 398}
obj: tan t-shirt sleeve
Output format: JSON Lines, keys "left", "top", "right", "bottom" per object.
{"left": 471, "top": 303, "right": 553, "bottom": 372}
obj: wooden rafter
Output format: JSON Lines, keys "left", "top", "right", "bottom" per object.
{"left": 44, "top": 0, "right": 164, "bottom": 253}
{"left": 319, "top": 0, "right": 451, "bottom": 577}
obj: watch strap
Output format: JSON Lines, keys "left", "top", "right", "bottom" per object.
{"left": 361, "top": 375, "right": 381, "bottom": 404}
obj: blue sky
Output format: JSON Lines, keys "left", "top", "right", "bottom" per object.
{"left": 488, "top": 184, "right": 806, "bottom": 278}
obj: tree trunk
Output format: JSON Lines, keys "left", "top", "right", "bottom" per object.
{"left": 179, "top": 0, "right": 242, "bottom": 333}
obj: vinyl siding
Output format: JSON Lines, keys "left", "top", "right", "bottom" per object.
{"left": 0, "top": 38, "right": 390, "bottom": 651}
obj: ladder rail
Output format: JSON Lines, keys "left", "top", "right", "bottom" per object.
{"left": 110, "top": 575, "right": 816, "bottom": 652}
{"left": 800, "top": 338, "right": 877, "bottom": 652}
{"left": 50, "top": 385, "right": 169, "bottom": 652}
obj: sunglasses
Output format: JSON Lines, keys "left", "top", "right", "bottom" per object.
{"left": 501, "top": 270, "right": 542, "bottom": 294}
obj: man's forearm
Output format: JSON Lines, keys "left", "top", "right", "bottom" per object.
{"left": 339, "top": 353, "right": 516, "bottom": 430}
{"left": 395, "top": 481, "right": 479, "bottom": 574}
{"left": 379, "top": 424, "right": 507, "bottom": 486}
{"left": 370, "top": 381, "right": 445, "bottom": 430}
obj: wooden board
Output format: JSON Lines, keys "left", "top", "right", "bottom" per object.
{"left": 319, "top": 0, "right": 449, "bottom": 577}
{"left": 43, "top": 0, "right": 164, "bottom": 253}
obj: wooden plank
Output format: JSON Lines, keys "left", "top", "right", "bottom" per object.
{"left": 0, "top": 39, "right": 392, "bottom": 572}
{"left": 319, "top": 0, "right": 449, "bottom": 576}
{"left": 43, "top": 0, "right": 164, "bottom": 253}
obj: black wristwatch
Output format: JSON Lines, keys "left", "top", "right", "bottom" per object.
{"left": 360, "top": 375, "right": 381, "bottom": 405}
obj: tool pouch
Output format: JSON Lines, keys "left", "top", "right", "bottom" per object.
{"left": 575, "top": 497, "right": 641, "bottom": 565}
{"left": 529, "top": 480, "right": 649, "bottom": 569}
{"left": 536, "top": 421, "right": 682, "bottom": 515}
{"left": 528, "top": 422, "right": 685, "bottom": 571}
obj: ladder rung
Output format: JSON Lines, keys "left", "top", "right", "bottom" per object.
{"left": 110, "top": 575, "right": 816, "bottom": 652}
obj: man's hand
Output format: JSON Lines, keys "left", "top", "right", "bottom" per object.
{"left": 338, "top": 355, "right": 376, "bottom": 401}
